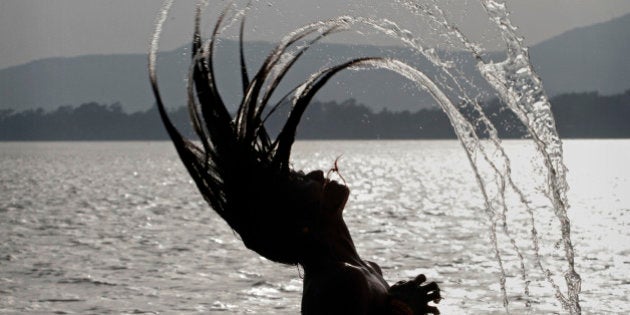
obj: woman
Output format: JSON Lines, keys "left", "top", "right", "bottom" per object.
{"left": 149, "top": 7, "right": 441, "bottom": 314}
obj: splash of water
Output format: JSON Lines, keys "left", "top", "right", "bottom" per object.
{"left": 380, "top": 1, "right": 582, "bottom": 313}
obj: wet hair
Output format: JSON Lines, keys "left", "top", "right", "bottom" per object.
{"left": 149, "top": 7, "right": 384, "bottom": 265}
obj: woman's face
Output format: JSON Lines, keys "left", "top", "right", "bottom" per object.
{"left": 239, "top": 169, "right": 351, "bottom": 263}
{"left": 304, "top": 170, "right": 349, "bottom": 219}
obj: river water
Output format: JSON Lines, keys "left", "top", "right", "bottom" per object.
{"left": 1, "top": 140, "right": 628, "bottom": 314}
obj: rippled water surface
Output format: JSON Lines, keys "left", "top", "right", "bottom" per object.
{"left": 1, "top": 140, "right": 628, "bottom": 314}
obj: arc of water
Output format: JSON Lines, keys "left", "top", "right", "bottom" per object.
{"left": 365, "top": 1, "right": 582, "bottom": 313}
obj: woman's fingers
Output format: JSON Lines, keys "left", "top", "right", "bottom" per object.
{"left": 427, "top": 290, "right": 442, "bottom": 303}
{"left": 412, "top": 274, "right": 427, "bottom": 285}
{"left": 418, "top": 281, "right": 441, "bottom": 305}
{"left": 390, "top": 274, "right": 442, "bottom": 314}
{"left": 420, "top": 281, "right": 439, "bottom": 293}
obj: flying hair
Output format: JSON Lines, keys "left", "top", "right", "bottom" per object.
{"left": 148, "top": 5, "right": 391, "bottom": 264}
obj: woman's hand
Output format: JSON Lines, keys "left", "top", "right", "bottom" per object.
{"left": 388, "top": 274, "right": 441, "bottom": 315}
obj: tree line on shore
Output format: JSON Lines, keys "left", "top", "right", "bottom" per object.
{"left": 1, "top": 90, "right": 629, "bottom": 140}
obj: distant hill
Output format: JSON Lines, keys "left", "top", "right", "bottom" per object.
{"left": 1, "top": 13, "right": 629, "bottom": 113}
{"left": 529, "top": 12, "right": 630, "bottom": 96}
{"left": 0, "top": 41, "right": 446, "bottom": 113}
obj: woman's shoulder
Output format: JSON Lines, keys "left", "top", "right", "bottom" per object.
{"left": 304, "top": 262, "right": 370, "bottom": 296}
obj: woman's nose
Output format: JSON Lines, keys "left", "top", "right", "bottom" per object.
{"left": 306, "top": 170, "right": 325, "bottom": 182}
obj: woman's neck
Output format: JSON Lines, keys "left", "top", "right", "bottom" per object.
{"left": 301, "top": 219, "right": 366, "bottom": 272}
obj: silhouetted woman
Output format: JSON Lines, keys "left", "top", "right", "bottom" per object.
{"left": 149, "top": 7, "right": 440, "bottom": 315}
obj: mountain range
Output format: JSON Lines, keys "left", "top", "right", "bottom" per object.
{"left": 1, "top": 13, "right": 628, "bottom": 113}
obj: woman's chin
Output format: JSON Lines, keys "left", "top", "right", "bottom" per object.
{"left": 323, "top": 181, "right": 350, "bottom": 213}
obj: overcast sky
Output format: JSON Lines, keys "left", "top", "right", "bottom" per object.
{"left": 1, "top": 0, "right": 630, "bottom": 69}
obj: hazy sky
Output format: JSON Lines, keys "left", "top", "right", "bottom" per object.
{"left": 1, "top": 0, "right": 630, "bottom": 69}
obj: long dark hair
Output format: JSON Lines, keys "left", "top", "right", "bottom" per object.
{"left": 149, "top": 6, "right": 385, "bottom": 264}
